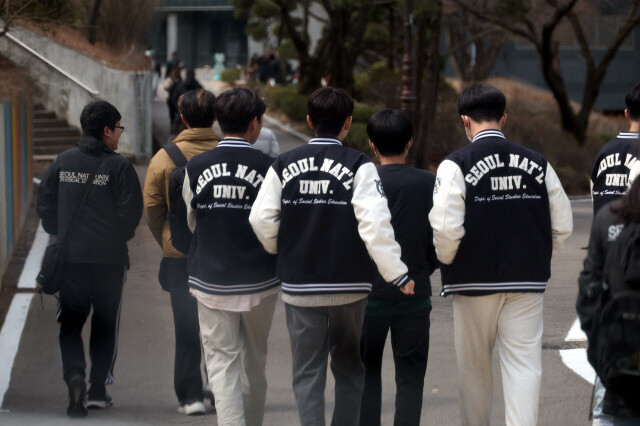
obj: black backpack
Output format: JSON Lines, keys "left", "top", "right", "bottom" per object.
{"left": 588, "top": 221, "right": 640, "bottom": 395}
{"left": 163, "top": 143, "right": 192, "bottom": 255}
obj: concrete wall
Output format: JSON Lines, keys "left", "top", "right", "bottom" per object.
{"left": 0, "top": 26, "right": 153, "bottom": 162}
{"left": 0, "top": 94, "right": 33, "bottom": 275}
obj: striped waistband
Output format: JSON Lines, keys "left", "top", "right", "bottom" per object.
{"left": 281, "top": 282, "right": 372, "bottom": 294}
{"left": 441, "top": 281, "right": 547, "bottom": 296}
{"left": 188, "top": 276, "right": 280, "bottom": 295}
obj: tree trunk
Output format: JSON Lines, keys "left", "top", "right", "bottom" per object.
{"left": 87, "top": 0, "right": 102, "bottom": 45}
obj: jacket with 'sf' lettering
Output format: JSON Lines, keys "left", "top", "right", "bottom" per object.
{"left": 428, "top": 130, "right": 573, "bottom": 296}
{"left": 249, "top": 138, "right": 409, "bottom": 296}
{"left": 590, "top": 132, "right": 639, "bottom": 215}
{"left": 183, "top": 138, "right": 279, "bottom": 295}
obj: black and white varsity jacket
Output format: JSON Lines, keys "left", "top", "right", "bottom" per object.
{"left": 590, "top": 132, "right": 639, "bottom": 214}
{"left": 183, "top": 138, "right": 279, "bottom": 295}
{"left": 249, "top": 138, "right": 409, "bottom": 296}
{"left": 428, "top": 130, "right": 573, "bottom": 296}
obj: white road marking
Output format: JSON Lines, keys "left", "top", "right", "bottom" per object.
{"left": 565, "top": 317, "right": 587, "bottom": 342}
{"left": 560, "top": 317, "right": 595, "bottom": 385}
{"left": 0, "top": 220, "right": 48, "bottom": 406}
{"left": 17, "top": 222, "right": 48, "bottom": 289}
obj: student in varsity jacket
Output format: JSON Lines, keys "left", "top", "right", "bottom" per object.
{"left": 591, "top": 84, "right": 640, "bottom": 214}
{"left": 428, "top": 84, "right": 573, "bottom": 426}
{"left": 182, "top": 88, "right": 279, "bottom": 426}
{"left": 359, "top": 109, "right": 437, "bottom": 426}
{"left": 249, "top": 87, "right": 414, "bottom": 426}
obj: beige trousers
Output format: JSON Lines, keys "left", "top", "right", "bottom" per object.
{"left": 453, "top": 292, "right": 543, "bottom": 426}
{"left": 198, "top": 294, "right": 277, "bottom": 426}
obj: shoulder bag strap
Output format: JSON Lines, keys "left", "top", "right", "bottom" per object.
{"left": 163, "top": 143, "right": 188, "bottom": 168}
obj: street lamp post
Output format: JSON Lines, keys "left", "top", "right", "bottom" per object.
{"left": 401, "top": 0, "right": 415, "bottom": 122}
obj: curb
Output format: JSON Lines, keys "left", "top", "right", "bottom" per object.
{"left": 263, "top": 114, "right": 309, "bottom": 143}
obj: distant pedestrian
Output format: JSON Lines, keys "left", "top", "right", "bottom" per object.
{"left": 258, "top": 51, "right": 270, "bottom": 83}
{"left": 183, "top": 87, "right": 279, "bottom": 425}
{"left": 252, "top": 126, "right": 280, "bottom": 157}
{"left": 246, "top": 53, "right": 260, "bottom": 85}
{"left": 250, "top": 87, "right": 414, "bottom": 426}
{"left": 171, "top": 69, "right": 202, "bottom": 135}
{"left": 143, "top": 89, "right": 221, "bottom": 416}
{"left": 591, "top": 84, "right": 640, "bottom": 214}
{"left": 359, "top": 109, "right": 437, "bottom": 426}
{"left": 164, "top": 66, "right": 182, "bottom": 125}
{"left": 165, "top": 51, "right": 181, "bottom": 79}
{"left": 37, "top": 101, "right": 143, "bottom": 418}
{"left": 429, "top": 83, "right": 573, "bottom": 426}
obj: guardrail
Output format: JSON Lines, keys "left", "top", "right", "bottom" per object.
{"left": 0, "top": 92, "right": 34, "bottom": 274}
{"left": 5, "top": 32, "right": 100, "bottom": 96}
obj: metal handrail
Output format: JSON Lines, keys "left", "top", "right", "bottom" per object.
{"left": 6, "top": 32, "right": 100, "bottom": 96}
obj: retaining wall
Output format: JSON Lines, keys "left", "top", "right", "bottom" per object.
{"left": 0, "top": 26, "right": 152, "bottom": 162}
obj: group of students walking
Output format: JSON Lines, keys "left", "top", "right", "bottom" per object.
{"left": 36, "top": 79, "right": 640, "bottom": 425}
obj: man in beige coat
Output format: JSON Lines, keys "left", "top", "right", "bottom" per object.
{"left": 143, "top": 89, "right": 221, "bottom": 415}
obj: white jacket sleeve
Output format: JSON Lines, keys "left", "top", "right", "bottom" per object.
{"left": 249, "top": 166, "right": 282, "bottom": 254}
{"left": 182, "top": 173, "right": 196, "bottom": 233}
{"left": 428, "top": 159, "right": 466, "bottom": 265}
{"left": 629, "top": 160, "right": 640, "bottom": 188}
{"left": 351, "top": 163, "right": 409, "bottom": 286}
{"left": 545, "top": 163, "right": 573, "bottom": 250}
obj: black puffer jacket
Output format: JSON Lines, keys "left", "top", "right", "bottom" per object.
{"left": 37, "top": 136, "right": 143, "bottom": 265}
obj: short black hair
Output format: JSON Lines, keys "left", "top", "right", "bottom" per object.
{"left": 367, "top": 109, "right": 413, "bottom": 156}
{"left": 625, "top": 84, "right": 640, "bottom": 120}
{"left": 307, "top": 87, "right": 354, "bottom": 138}
{"left": 80, "top": 101, "right": 121, "bottom": 139}
{"left": 214, "top": 88, "right": 266, "bottom": 134}
{"left": 178, "top": 89, "right": 216, "bottom": 128}
{"left": 458, "top": 83, "right": 506, "bottom": 122}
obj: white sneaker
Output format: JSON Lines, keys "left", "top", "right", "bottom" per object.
{"left": 177, "top": 401, "right": 206, "bottom": 415}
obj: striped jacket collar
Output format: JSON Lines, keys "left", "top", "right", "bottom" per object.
{"left": 618, "top": 132, "right": 640, "bottom": 139}
{"left": 309, "top": 137, "right": 342, "bottom": 146}
{"left": 218, "top": 138, "right": 252, "bottom": 148}
{"left": 472, "top": 129, "right": 506, "bottom": 143}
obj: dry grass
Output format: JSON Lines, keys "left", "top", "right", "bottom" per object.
{"left": 17, "top": 19, "right": 150, "bottom": 71}
{"left": 0, "top": 54, "right": 35, "bottom": 98}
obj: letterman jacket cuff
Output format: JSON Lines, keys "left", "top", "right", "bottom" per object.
{"left": 429, "top": 159, "right": 466, "bottom": 265}
{"left": 545, "top": 163, "right": 573, "bottom": 250}
{"left": 183, "top": 173, "right": 196, "bottom": 233}
{"left": 351, "top": 162, "right": 408, "bottom": 284}
{"left": 249, "top": 166, "right": 282, "bottom": 254}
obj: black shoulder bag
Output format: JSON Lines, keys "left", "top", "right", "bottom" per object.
{"left": 37, "top": 155, "right": 106, "bottom": 295}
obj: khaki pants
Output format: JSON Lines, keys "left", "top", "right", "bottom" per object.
{"left": 198, "top": 294, "right": 277, "bottom": 426}
{"left": 453, "top": 292, "right": 543, "bottom": 426}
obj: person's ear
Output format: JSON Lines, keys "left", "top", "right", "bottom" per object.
{"left": 103, "top": 125, "right": 112, "bottom": 138}
{"left": 306, "top": 115, "right": 314, "bottom": 130}
{"left": 405, "top": 138, "right": 414, "bottom": 155}
{"left": 625, "top": 108, "right": 631, "bottom": 123}
{"left": 460, "top": 115, "right": 469, "bottom": 129}
{"left": 181, "top": 114, "right": 187, "bottom": 126}
{"left": 369, "top": 140, "right": 380, "bottom": 160}
{"left": 343, "top": 116, "right": 353, "bottom": 132}
{"left": 501, "top": 113, "right": 507, "bottom": 128}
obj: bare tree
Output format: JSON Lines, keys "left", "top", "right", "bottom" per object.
{"left": 86, "top": 0, "right": 102, "bottom": 45}
{"left": 444, "top": 1, "right": 506, "bottom": 82}
{"left": 452, "top": 0, "right": 640, "bottom": 144}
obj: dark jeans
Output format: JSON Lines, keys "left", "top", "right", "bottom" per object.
{"left": 58, "top": 263, "right": 126, "bottom": 391}
{"left": 164, "top": 258, "right": 204, "bottom": 404}
{"left": 359, "top": 307, "right": 431, "bottom": 426}
{"left": 285, "top": 299, "right": 367, "bottom": 426}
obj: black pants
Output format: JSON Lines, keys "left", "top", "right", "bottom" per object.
{"left": 359, "top": 307, "right": 431, "bottom": 426}
{"left": 58, "top": 263, "right": 126, "bottom": 390}
{"left": 164, "top": 258, "right": 203, "bottom": 404}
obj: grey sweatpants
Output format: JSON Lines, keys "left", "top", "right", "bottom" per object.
{"left": 285, "top": 299, "right": 367, "bottom": 426}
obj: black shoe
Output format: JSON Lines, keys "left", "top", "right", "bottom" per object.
{"left": 86, "top": 388, "right": 113, "bottom": 409}
{"left": 67, "top": 375, "right": 88, "bottom": 418}
{"left": 203, "top": 384, "right": 216, "bottom": 412}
